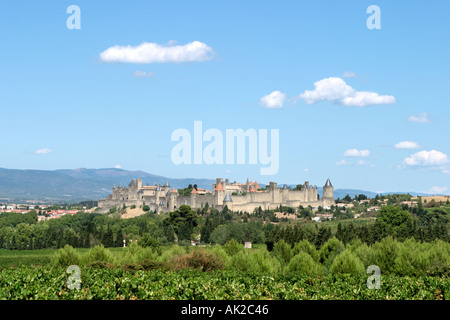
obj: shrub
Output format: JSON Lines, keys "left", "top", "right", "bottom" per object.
{"left": 156, "top": 245, "right": 186, "bottom": 263}
{"left": 292, "top": 240, "right": 319, "bottom": 262}
{"left": 117, "top": 242, "right": 160, "bottom": 266}
{"left": 251, "top": 250, "right": 281, "bottom": 274}
{"left": 140, "top": 259, "right": 168, "bottom": 271}
{"left": 319, "top": 237, "right": 345, "bottom": 264}
{"left": 138, "top": 234, "right": 161, "bottom": 255}
{"left": 421, "top": 240, "right": 450, "bottom": 277}
{"left": 51, "top": 244, "right": 81, "bottom": 268}
{"left": 272, "top": 239, "right": 292, "bottom": 265}
{"left": 230, "top": 250, "right": 281, "bottom": 273}
{"left": 209, "top": 244, "right": 232, "bottom": 268}
{"left": 287, "top": 252, "right": 323, "bottom": 275}
{"left": 172, "top": 249, "right": 224, "bottom": 271}
{"left": 84, "top": 245, "right": 115, "bottom": 266}
{"left": 351, "top": 242, "right": 375, "bottom": 269}
{"left": 372, "top": 236, "right": 399, "bottom": 274}
{"left": 224, "top": 239, "right": 243, "bottom": 256}
{"left": 329, "top": 250, "right": 365, "bottom": 275}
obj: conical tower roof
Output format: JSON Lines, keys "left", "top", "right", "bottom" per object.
{"left": 325, "top": 178, "right": 332, "bottom": 187}
{"left": 223, "top": 192, "right": 233, "bottom": 202}
{"left": 215, "top": 182, "right": 224, "bottom": 191}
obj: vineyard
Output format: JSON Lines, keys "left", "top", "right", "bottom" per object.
{"left": 0, "top": 267, "right": 448, "bottom": 300}
{"left": 0, "top": 236, "right": 448, "bottom": 300}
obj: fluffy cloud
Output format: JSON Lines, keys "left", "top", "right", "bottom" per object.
{"left": 394, "top": 141, "right": 421, "bottom": 149}
{"left": 403, "top": 150, "right": 449, "bottom": 166}
{"left": 259, "top": 91, "right": 287, "bottom": 109}
{"left": 114, "top": 164, "right": 122, "bottom": 169}
{"left": 34, "top": 148, "right": 52, "bottom": 155}
{"left": 99, "top": 41, "right": 214, "bottom": 64}
{"left": 298, "top": 77, "right": 395, "bottom": 107}
{"left": 133, "top": 70, "right": 155, "bottom": 78}
{"left": 344, "top": 149, "right": 370, "bottom": 157}
{"left": 407, "top": 112, "right": 430, "bottom": 123}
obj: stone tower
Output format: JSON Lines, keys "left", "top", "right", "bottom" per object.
{"left": 323, "top": 178, "right": 334, "bottom": 199}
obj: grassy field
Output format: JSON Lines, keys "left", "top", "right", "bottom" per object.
{"left": 0, "top": 248, "right": 124, "bottom": 269}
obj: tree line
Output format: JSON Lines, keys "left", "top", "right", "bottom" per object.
{"left": 0, "top": 201, "right": 448, "bottom": 250}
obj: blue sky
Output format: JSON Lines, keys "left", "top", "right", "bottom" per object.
{"left": 0, "top": 0, "right": 449, "bottom": 194}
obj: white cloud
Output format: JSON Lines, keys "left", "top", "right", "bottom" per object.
{"left": 298, "top": 77, "right": 395, "bottom": 107}
{"left": 133, "top": 70, "right": 155, "bottom": 78}
{"left": 335, "top": 159, "right": 374, "bottom": 167}
{"left": 259, "top": 91, "right": 287, "bottom": 109}
{"left": 341, "top": 91, "right": 396, "bottom": 107}
{"left": 114, "top": 164, "right": 122, "bottom": 169}
{"left": 407, "top": 112, "right": 430, "bottom": 123}
{"left": 394, "top": 141, "right": 421, "bottom": 149}
{"left": 403, "top": 150, "right": 449, "bottom": 166}
{"left": 303, "top": 168, "right": 310, "bottom": 172}
{"left": 34, "top": 148, "right": 52, "bottom": 155}
{"left": 427, "top": 186, "right": 448, "bottom": 195}
{"left": 336, "top": 159, "right": 349, "bottom": 166}
{"left": 300, "top": 77, "right": 354, "bottom": 104}
{"left": 99, "top": 41, "right": 214, "bottom": 64}
{"left": 342, "top": 71, "right": 356, "bottom": 78}
{"left": 344, "top": 149, "right": 370, "bottom": 157}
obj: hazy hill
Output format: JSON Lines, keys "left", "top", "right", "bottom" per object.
{"left": 0, "top": 168, "right": 215, "bottom": 202}
{"left": 0, "top": 168, "right": 441, "bottom": 203}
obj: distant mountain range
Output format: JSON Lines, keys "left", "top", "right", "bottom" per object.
{"left": 0, "top": 167, "right": 442, "bottom": 203}
{"left": 0, "top": 168, "right": 215, "bottom": 202}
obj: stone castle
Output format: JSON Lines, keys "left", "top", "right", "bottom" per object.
{"left": 98, "top": 178, "right": 335, "bottom": 213}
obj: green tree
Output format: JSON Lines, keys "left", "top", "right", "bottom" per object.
{"left": 102, "top": 226, "right": 114, "bottom": 248}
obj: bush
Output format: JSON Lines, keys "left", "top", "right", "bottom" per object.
{"left": 319, "top": 237, "right": 345, "bottom": 264}
{"left": 156, "top": 245, "right": 186, "bottom": 263}
{"left": 372, "top": 236, "right": 399, "bottom": 274}
{"left": 84, "top": 245, "right": 114, "bottom": 266}
{"left": 230, "top": 249, "right": 281, "bottom": 273}
{"left": 140, "top": 259, "right": 168, "bottom": 270}
{"left": 172, "top": 249, "right": 224, "bottom": 271}
{"left": 287, "top": 252, "right": 323, "bottom": 275}
{"left": 329, "top": 250, "right": 365, "bottom": 275}
{"left": 350, "top": 242, "right": 375, "bottom": 269}
{"left": 292, "top": 240, "right": 320, "bottom": 262}
{"left": 51, "top": 245, "right": 81, "bottom": 267}
{"left": 224, "top": 239, "right": 243, "bottom": 256}
{"left": 423, "top": 240, "right": 450, "bottom": 277}
{"left": 118, "top": 242, "right": 160, "bottom": 266}
{"left": 272, "top": 239, "right": 292, "bottom": 265}
{"left": 138, "top": 234, "right": 161, "bottom": 255}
